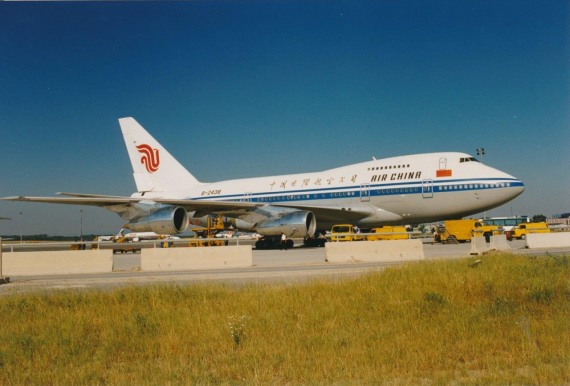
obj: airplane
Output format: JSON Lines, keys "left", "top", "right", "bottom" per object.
{"left": 2, "top": 117, "right": 524, "bottom": 248}
{"left": 97, "top": 228, "right": 180, "bottom": 242}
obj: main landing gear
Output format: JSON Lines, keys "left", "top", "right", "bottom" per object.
{"left": 255, "top": 236, "right": 294, "bottom": 250}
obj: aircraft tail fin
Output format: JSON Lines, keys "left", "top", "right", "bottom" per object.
{"left": 119, "top": 117, "right": 201, "bottom": 193}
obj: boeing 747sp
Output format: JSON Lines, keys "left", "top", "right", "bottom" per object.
{"left": 3, "top": 117, "right": 524, "bottom": 244}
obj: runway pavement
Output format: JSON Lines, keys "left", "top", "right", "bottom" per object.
{"left": 0, "top": 239, "right": 568, "bottom": 295}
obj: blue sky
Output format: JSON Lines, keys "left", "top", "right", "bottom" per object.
{"left": 1, "top": 1, "right": 568, "bottom": 236}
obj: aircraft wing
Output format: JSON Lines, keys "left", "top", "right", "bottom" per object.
{"left": 268, "top": 202, "right": 380, "bottom": 222}
{"left": 2, "top": 193, "right": 385, "bottom": 222}
{"left": 151, "top": 199, "right": 380, "bottom": 222}
{"left": 1, "top": 193, "right": 259, "bottom": 213}
{"left": 1, "top": 194, "right": 141, "bottom": 207}
{"left": 146, "top": 198, "right": 259, "bottom": 216}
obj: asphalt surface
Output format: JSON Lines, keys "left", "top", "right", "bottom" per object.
{"left": 0, "top": 239, "right": 568, "bottom": 295}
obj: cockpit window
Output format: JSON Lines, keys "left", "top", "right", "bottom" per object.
{"left": 460, "top": 157, "right": 480, "bottom": 163}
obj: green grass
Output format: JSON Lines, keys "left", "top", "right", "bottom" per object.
{"left": 0, "top": 253, "right": 569, "bottom": 384}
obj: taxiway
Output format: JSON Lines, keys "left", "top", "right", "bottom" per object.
{"left": 1, "top": 239, "right": 568, "bottom": 295}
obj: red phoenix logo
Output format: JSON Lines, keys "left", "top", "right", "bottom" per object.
{"left": 136, "top": 144, "right": 160, "bottom": 173}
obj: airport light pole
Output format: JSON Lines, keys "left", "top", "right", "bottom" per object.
{"left": 476, "top": 147, "right": 485, "bottom": 164}
{"left": 19, "top": 211, "right": 23, "bottom": 243}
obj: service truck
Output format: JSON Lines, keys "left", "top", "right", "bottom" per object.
{"left": 367, "top": 226, "right": 409, "bottom": 241}
{"left": 434, "top": 219, "right": 500, "bottom": 244}
{"left": 506, "top": 222, "right": 550, "bottom": 240}
{"left": 188, "top": 215, "right": 227, "bottom": 247}
{"left": 328, "top": 224, "right": 364, "bottom": 242}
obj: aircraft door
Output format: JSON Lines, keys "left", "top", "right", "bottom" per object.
{"left": 439, "top": 157, "right": 448, "bottom": 170}
{"left": 422, "top": 179, "right": 434, "bottom": 198}
{"left": 360, "top": 183, "right": 370, "bottom": 202}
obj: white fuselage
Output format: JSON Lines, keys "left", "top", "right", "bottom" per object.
{"left": 145, "top": 152, "right": 524, "bottom": 229}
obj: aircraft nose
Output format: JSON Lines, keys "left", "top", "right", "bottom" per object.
{"left": 508, "top": 178, "right": 525, "bottom": 199}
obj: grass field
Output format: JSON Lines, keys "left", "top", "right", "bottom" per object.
{"left": 0, "top": 253, "right": 569, "bottom": 384}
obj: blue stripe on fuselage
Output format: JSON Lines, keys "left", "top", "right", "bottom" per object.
{"left": 189, "top": 178, "right": 524, "bottom": 203}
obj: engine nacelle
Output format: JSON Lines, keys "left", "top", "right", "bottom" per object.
{"left": 256, "top": 211, "right": 316, "bottom": 238}
{"left": 127, "top": 206, "right": 188, "bottom": 234}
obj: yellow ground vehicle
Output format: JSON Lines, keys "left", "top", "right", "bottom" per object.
{"left": 434, "top": 219, "right": 500, "bottom": 244}
{"left": 328, "top": 224, "right": 364, "bottom": 242}
{"left": 471, "top": 221, "right": 501, "bottom": 239}
{"left": 110, "top": 234, "right": 141, "bottom": 253}
{"left": 189, "top": 215, "right": 227, "bottom": 247}
{"left": 367, "top": 226, "right": 409, "bottom": 241}
{"left": 507, "top": 222, "right": 550, "bottom": 240}
{"left": 92, "top": 230, "right": 179, "bottom": 253}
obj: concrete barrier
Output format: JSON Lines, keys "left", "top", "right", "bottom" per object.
{"left": 141, "top": 245, "right": 253, "bottom": 271}
{"left": 3, "top": 250, "right": 113, "bottom": 276}
{"left": 491, "top": 235, "right": 511, "bottom": 252}
{"left": 325, "top": 239, "right": 424, "bottom": 263}
{"left": 525, "top": 233, "right": 570, "bottom": 248}
{"left": 469, "top": 237, "right": 493, "bottom": 255}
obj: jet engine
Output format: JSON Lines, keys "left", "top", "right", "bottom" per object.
{"left": 256, "top": 211, "right": 316, "bottom": 238}
{"left": 127, "top": 206, "right": 188, "bottom": 234}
